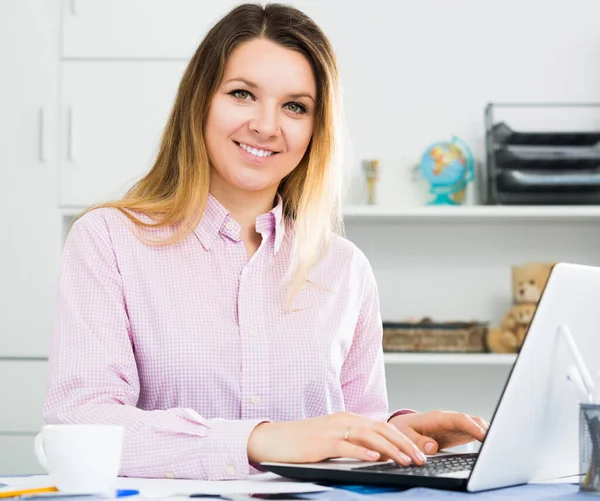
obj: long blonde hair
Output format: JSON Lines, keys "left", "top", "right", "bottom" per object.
{"left": 82, "top": 3, "right": 345, "bottom": 301}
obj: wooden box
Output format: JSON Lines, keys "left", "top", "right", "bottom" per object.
{"left": 382, "top": 319, "right": 488, "bottom": 353}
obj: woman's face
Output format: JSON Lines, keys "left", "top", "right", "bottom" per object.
{"left": 204, "top": 38, "right": 316, "bottom": 199}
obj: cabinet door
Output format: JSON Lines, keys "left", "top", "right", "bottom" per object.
{"left": 0, "top": 0, "right": 61, "bottom": 357}
{"left": 62, "top": 0, "right": 241, "bottom": 59}
{"left": 0, "top": 436, "right": 44, "bottom": 474}
{"left": 60, "top": 62, "right": 186, "bottom": 207}
{"left": 0, "top": 361, "right": 47, "bottom": 433}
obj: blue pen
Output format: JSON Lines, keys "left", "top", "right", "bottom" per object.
{"left": 115, "top": 491, "right": 139, "bottom": 498}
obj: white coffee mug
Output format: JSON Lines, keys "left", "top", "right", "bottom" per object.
{"left": 34, "top": 424, "right": 124, "bottom": 494}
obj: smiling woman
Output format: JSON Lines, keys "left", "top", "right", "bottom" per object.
{"left": 205, "top": 38, "right": 317, "bottom": 257}
{"left": 43, "top": 2, "right": 487, "bottom": 482}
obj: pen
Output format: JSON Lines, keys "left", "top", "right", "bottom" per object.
{"left": 189, "top": 495, "right": 253, "bottom": 501}
{"left": 115, "top": 491, "right": 139, "bottom": 498}
{"left": 189, "top": 494, "right": 308, "bottom": 500}
{"left": 559, "top": 324, "right": 596, "bottom": 403}
{"left": 18, "top": 495, "right": 95, "bottom": 500}
{"left": 0, "top": 488, "right": 58, "bottom": 499}
{"left": 13, "top": 490, "right": 139, "bottom": 500}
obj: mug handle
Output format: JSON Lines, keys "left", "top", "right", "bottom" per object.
{"left": 34, "top": 432, "right": 48, "bottom": 471}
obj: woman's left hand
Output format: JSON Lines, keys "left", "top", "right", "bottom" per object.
{"left": 388, "top": 410, "right": 489, "bottom": 455}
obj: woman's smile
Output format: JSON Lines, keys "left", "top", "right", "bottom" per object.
{"left": 234, "top": 140, "right": 280, "bottom": 165}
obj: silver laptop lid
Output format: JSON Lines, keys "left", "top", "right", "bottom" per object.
{"left": 467, "top": 262, "right": 599, "bottom": 491}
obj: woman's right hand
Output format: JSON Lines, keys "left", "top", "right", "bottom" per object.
{"left": 247, "top": 411, "right": 427, "bottom": 466}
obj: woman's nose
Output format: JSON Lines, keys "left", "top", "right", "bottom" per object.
{"left": 249, "top": 107, "right": 280, "bottom": 138}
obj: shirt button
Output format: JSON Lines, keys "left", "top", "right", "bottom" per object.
{"left": 226, "top": 465, "right": 236, "bottom": 476}
{"left": 225, "top": 221, "right": 234, "bottom": 230}
{"left": 164, "top": 471, "right": 175, "bottom": 479}
{"left": 251, "top": 395, "right": 260, "bottom": 405}
{"left": 249, "top": 330, "right": 258, "bottom": 338}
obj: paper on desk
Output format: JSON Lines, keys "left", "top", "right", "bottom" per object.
{"left": 0, "top": 474, "right": 330, "bottom": 497}
{"left": 116, "top": 473, "right": 330, "bottom": 497}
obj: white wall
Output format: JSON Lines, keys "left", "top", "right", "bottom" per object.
{"left": 296, "top": 0, "right": 600, "bottom": 207}
{"left": 55, "top": 0, "right": 600, "bottom": 209}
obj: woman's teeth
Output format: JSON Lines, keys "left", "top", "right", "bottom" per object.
{"left": 238, "top": 142, "right": 274, "bottom": 158}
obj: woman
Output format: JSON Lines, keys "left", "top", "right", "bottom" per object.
{"left": 44, "top": 3, "right": 487, "bottom": 480}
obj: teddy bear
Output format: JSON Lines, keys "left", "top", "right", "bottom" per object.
{"left": 485, "top": 262, "right": 554, "bottom": 353}
{"left": 486, "top": 303, "right": 538, "bottom": 353}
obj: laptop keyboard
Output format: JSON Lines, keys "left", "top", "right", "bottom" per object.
{"left": 353, "top": 452, "right": 478, "bottom": 476}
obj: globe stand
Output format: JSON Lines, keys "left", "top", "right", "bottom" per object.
{"left": 427, "top": 183, "right": 463, "bottom": 206}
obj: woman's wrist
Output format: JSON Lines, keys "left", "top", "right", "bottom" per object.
{"left": 247, "top": 421, "right": 275, "bottom": 464}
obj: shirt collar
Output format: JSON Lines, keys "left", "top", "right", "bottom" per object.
{"left": 193, "top": 193, "right": 286, "bottom": 255}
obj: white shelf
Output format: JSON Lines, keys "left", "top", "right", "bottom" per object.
{"left": 383, "top": 352, "right": 517, "bottom": 365}
{"left": 61, "top": 204, "right": 600, "bottom": 222}
{"left": 343, "top": 205, "right": 600, "bottom": 222}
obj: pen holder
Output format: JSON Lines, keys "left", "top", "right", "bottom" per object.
{"left": 581, "top": 404, "right": 600, "bottom": 494}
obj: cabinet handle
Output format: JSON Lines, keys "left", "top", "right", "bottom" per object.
{"left": 70, "top": 0, "right": 77, "bottom": 15}
{"left": 38, "top": 107, "right": 48, "bottom": 163}
{"left": 67, "top": 106, "right": 76, "bottom": 162}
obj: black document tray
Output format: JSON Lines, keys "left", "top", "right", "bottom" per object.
{"left": 498, "top": 169, "right": 600, "bottom": 191}
{"left": 492, "top": 122, "right": 600, "bottom": 146}
{"left": 495, "top": 144, "right": 600, "bottom": 169}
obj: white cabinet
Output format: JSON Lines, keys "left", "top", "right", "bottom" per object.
{"left": 0, "top": 0, "right": 61, "bottom": 357}
{"left": 0, "top": 0, "right": 59, "bottom": 476}
{"left": 0, "top": 360, "right": 46, "bottom": 473}
{"left": 62, "top": 0, "right": 240, "bottom": 60}
{"left": 0, "top": 436, "right": 44, "bottom": 475}
{"left": 59, "top": 62, "right": 186, "bottom": 207}
{"left": 0, "top": 361, "right": 47, "bottom": 432}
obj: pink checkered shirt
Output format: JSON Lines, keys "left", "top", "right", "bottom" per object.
{"left": 44, "top": 194, "right": 391, "bottom": 480}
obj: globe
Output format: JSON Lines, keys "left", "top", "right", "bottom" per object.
{"left": 419, "top": 136, "right": 475, "bottom": 205}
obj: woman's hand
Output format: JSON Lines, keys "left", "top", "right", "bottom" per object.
{"left": 388, "top": 410, "right": 489, "bottom": 455}
{"left": 247, "top": 411, "right": 429, "bottom": 466}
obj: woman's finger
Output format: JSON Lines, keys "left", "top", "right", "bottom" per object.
{"left": 471, "top": 416, "right": 489, "bottom": 432}
{"left": 363, "top": 422, "right": 428, "bottom": 465}
{"left": 349, "top": 427, "right": 414, "bottom": 465}
{"left": 452, "top": 413, "right": 487, "bottom": 440}
{"left": 378, "top": 422, "right": 429, "bottom": 465}
{"left": 400, "top": 426, "right": 439, "bottom": 455}
{"left": 334, "top": 439, "right": 382, "bottom": 462}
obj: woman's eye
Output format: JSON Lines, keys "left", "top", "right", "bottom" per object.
{"left": 285, "top": 102, "right": 307, "bottom": 114}
{"left": 230, "top": 89, "right": 252, "bottom": 100}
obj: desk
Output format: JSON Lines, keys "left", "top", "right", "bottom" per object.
{"left": 0, "top": 476, "right": 583, "bottom": 501}
{"left": 311, "top": 483, "right": 581, "bottom": 500}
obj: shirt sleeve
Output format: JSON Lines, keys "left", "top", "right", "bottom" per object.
{"left": 43, "top": 212, "right": 264, "bottom": 480}
{"left": 340, "top": 258, "right": 390, "bottom": 421}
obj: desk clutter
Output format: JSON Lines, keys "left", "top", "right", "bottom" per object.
{"left": 581, "top": 404, "right": 600, "bottom": 494}
{"left": 0, "top": 474, "right": 330, "bottom": 500}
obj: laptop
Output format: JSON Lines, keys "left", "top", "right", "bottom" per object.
{"left": 261, "top": 262, "right": 600, "bottom": 491}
